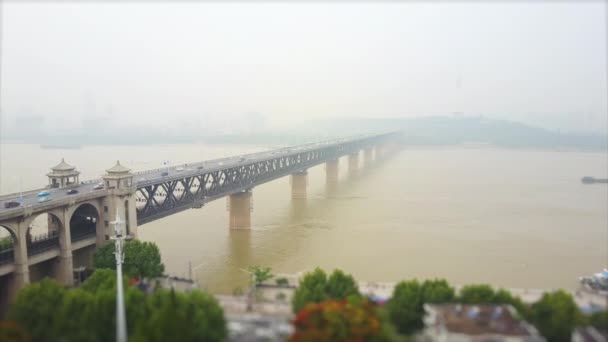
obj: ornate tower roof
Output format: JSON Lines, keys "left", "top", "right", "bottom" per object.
{"left": 51, "top": 158, "right": 76, "bottom": 172}
{"left": 106, "top": 160, "right": 131, "bottom": 174}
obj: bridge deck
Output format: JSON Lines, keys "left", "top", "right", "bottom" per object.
{"left": 0, "top": 133, "right": 395, "bottom": 225}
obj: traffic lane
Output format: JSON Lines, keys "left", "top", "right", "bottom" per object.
{"left": 1, "top": 182, "right": 102, "bottom": 209}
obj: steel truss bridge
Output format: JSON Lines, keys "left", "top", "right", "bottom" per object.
{"left": 134, "top": 132, "right": 396, "bottom": 225}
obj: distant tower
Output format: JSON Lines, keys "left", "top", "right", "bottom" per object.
{"left": 47, "top": 158, "right": 80, "bottom": 189}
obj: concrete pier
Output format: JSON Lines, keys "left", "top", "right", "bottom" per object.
{"left": 11, "top": 222, "right": 30, "bottom": 300}
{"left": 375, "top": 145, "right": 385, "bottom": 160}
{"left": 56, "top": 214, "right": 74, "bottom": 286}
{"left": 290, "top": 171, "right": 308, "bottom": 199}
{"left": 325, "top": 159, "right": 339, "bottom": 191}
{"left": 364, "top": 148, "right": 373, "bottom": 166}
{"left": 348, "top": 152, "right": 360, "bottom": 175}
{"left": 228, "top": 190, "right": 252, "bottom": 229}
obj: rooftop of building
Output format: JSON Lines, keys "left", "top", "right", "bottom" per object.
{"left": 573, "top": 326, "right": 608, "bottom": 342}
{"left": 425, "top": 304, "right": 540, "bottom": 337}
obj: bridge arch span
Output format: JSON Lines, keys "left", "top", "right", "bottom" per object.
{"left": 0, "top": 224, "right": 17, "bottom": 266}
{"left": 23, "top": 212, "right": 63, "bottom": 248}
{"left": 68, "top": 202, "right": 102, "bottom": 274}
{"left": 21, "top": 212, "right": 63, "bottom": 284}
{"left": 0, "top": 224, "right": 18, "bottom": 316}
{"left": 69, "top": 202, "right": 100, "bottom": 243}
{"left": 66, "top": 200, "right": 102, "bottom": 222}
{"left": 0, "top": 223, "right": 17, "bottom": 241}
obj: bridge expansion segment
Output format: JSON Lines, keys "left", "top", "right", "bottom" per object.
{"left": 0, "top": 132, "right": 399, "bottom": 311}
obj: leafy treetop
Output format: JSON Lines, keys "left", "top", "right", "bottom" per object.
{"left": 94, "top": 240, "right": 165, "bottom": 279}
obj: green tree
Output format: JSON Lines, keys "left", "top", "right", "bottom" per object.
{"left": 458, "top": 284, "right": 527, "bottom": 316}
{"left": 588, "top": 310, "right": 608, "bottom": 330}
{"left": 421, "top": 279, "right": 455, "bottom": 304}
{"left": 53, "top": 289, "right": 99, "bottom": 341}
{"left": 130, "top": 289, "right": 227, "bottom": 342}
{"left": 248, "top": 265, "right": 273, "bottom": 285}
{"left": 529, "top": 290, "right": 582, "bottom": 342}
{"left": 8, "top": 269, "right": 227, "bottom": 342}
{"left": 94, "top": 240, "right": 165, "bottom": 278}
{"left": 8, "top": 279, "right": 67, "bottom": 341}
{"left": 80, "top": 268, "right": 118, "bottom": 293}
{"left": 459, "top": 284, "right": 495, "bottom": 304}
{"left": 293, "top": 268, "right": 364, "bottom": 313}
{"left": 326, "top": 269, "right": 360, "bottom": 300}
{"left": 387, "top": 279, "right": 455, "bottom": 335}
{"left": 386, "top": 280, "right": 424, "bottom": 334}
{"left": 292, "top": 268, "right": 328, "bottom": 313}
{"left": 493, "top": 288, "right": 527, "bottom": 316}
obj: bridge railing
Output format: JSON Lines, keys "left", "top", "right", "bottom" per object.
{"left": 27, "top": 231, "right": 60, "bottom": 256}
{"left": 0, "top": 248, "right": 14, "bottom": 265}
{"left": 130, "top": 133, "right": 378, "bottom": 178}
{"left": 71, "top": 224, "right": 96, "bottom": 242}
{"left": 0, "top": 237, "right": 15, "bottom": 265}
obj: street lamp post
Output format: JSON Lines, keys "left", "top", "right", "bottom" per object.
{"left": 110, "top": 213, "right": 129, "bottom": 342}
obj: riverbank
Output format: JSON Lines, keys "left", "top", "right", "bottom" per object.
{"left": 215, "top": 273, "right": 607, "bottom": 316}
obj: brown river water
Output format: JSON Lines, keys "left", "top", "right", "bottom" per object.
{"left": 1, "top": 143, "right": 606, "bottom": 293}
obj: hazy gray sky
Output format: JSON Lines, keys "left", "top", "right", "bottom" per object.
{"left": 1, "top": 1, "right": 606, "bottom": 133}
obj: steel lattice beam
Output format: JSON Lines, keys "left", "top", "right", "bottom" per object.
{"left": 136, "top": 133, "right": 397, "bottom": 225}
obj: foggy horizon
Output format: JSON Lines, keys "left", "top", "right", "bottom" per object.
{"left": 0, "top": 1, "right": 606, "bottom": 135}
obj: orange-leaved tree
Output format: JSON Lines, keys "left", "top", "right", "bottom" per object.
{"left": 289, "top": 298, "right": 384, "bottom": 342}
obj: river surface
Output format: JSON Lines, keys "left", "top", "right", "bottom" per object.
{"left": 1, "top": 143, "right": 606, "bottom": 292}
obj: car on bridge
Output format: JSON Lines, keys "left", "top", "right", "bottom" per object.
{"left": 66, "top": 189, "right": 79, "bottom": 195}
{"left": 37, "top": 191, "right": 50, "bottom": 197}
{"left": 161, "top": 171, "right": 169, "bottom": 177}
{"left": 38, "top": 197, "right": 52, "bottom": 203}
{"left": 4, "top": 201, "right": 20, "bottom": 209}
{"left": 93, "top": 183, "right": 104, "bottom": 190}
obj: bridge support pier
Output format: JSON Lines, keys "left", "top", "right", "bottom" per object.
{"left": 228, "top": 190, "right": 252, "bottom": 229}
{"left": 325, "top": 159, "right": 339, "bottom": 191}
{"left": 48, "top": 215, "right": 61, "bottom": 235}
{"left": 9, "top": 222, "right": 30, "bottom": 302}
{"left": 291, "top": 171, "right": 308, "bottom": 199}
{"left": 364, "top": 148, "right": 373, "bottom": 167}
{"left": 348, "top": 152, "right": 360, "bottom": 175}
{"left": 102, "top": 161, "right": 138, "bottom": 240}
{"left": 103, "top": 196, "right": 138, "bottom": 240}
{"left": 55, "top": 213, "right": 74, "bottom": 286}
{"left": 377, "top": 144, "right": 388, "bottom": 160}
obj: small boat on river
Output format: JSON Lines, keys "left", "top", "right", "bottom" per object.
{"left": 581, "top": 177, "right": 608, "bottom": 184}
